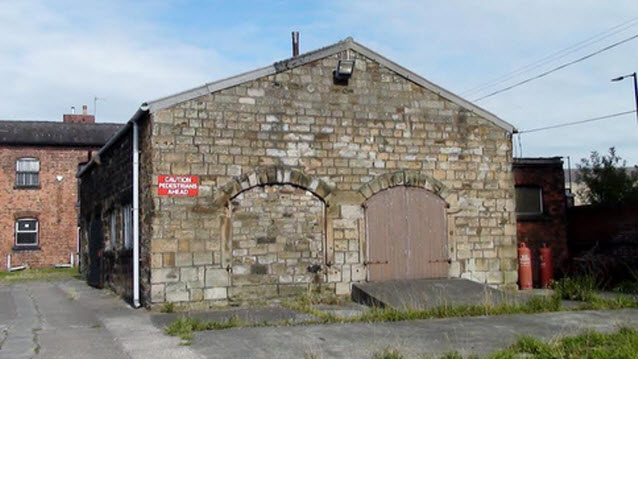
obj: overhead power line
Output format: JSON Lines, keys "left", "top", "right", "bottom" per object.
{"left": 515, "top": 109, "right": 637, "bottom": 134}
{"left": 473, "top": 32, "right": 638, "bottom": 102}
{"left": 463, "top": 16, "right": 638, "bottom": 96}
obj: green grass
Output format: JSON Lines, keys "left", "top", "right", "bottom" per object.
{"left": 0, "top": 267, "right": 79, "bottom": 284}
{"left": 164, "top": 315, "right": 241, "bottom": 341}
{"left": 489, "top": 327, "right": 638, "bottom": 359}
{"left": 164, "top": 292, "right": 638, "bottom": 343}
{"left": 381, "top": 327, "right": 638, "bottom": 359}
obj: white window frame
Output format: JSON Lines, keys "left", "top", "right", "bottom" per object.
{"left": 16, "top": 157, "right": 40, "bottom": 187}
{"left": 122, "top": 205, "right": 133, "bottom": 250}
{"left": 15, "top": 218, "right": 39, "bottom": 247}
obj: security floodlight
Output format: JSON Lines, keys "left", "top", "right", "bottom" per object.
{"left": 334, "top": 59, "right": 356, "bottom": 83}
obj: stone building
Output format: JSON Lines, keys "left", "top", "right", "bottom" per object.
{"left": 513, "top": 157, "right": 568, "bottom": 284}
{"left": 0, "top": 108, "right": 121, "bottom": 271}
{"left": 78, "top": 37, "right": 517, "bottom": 308}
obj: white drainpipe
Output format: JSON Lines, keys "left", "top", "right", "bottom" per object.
{"left": 132, "top": 121, "right": 141, "bottom": 308}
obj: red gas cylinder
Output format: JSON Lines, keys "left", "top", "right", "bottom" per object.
{"left": 539, "top": 243, "right": 554, "bottom": 288}
{"left": 518, "top": 242, "right": 533, "bottom": 290}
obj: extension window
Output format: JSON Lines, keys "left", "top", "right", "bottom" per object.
{"left": 515, "top": 186, "right": 543, "bottom": 218}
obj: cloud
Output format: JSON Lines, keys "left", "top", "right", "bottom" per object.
{"left": 320, "top": 0, "right": 638, "bottom": 164}
{"left": 0, "top": 0, "right": 251, "bottom": 122}
{"left": 1, "top": 0, "right": 637, "bottom": 164}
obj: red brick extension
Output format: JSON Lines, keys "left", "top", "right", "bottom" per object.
{"left": 513, "top": 158, "right": 569, "bottom": 284}
{"left": 0, "top": 145, "right": 95, "bottom": 269}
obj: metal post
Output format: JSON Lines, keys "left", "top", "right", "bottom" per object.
{"left": 632, "top": 72, "right": 638, "bottom": 125}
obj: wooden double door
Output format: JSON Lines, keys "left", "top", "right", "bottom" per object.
{"left": 365, "top": 187, "right": 449, "bottom": 282}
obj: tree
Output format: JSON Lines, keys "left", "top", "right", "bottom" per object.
{"left": 578, "top": 147, "right": 638, "bottom": 205}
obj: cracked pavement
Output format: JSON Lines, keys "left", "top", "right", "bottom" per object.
{"left": 0, "top": 280, "right": 201, "bottom": 359}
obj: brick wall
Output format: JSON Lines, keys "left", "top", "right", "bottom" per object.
{"left": 568, "top": 202, "right": 638, "bottom": 279}
{"left": 0, "top": 145, "right": 89, "bottom": 270}
{"left": 142, "top": 50, "right": 516, "bottom": 307}
{"left": 513, "top": 161, "right": 568, "bottom": 282}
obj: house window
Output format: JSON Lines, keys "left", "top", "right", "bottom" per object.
{"left": 516, "top": 186, "right": 543, "bottom": 216}
{"left": 122, "top": 205, "right": 133, "bottom": 249}
{"left": 108, "top": 210, "right": 117, "bottom": 250}
{"left": 15, "top": 218, "right": 39, "bottom": 247}
{"left": 16, "top": 158, "right": 40, "bottom": 187}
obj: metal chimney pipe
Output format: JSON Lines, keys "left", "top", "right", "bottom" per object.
{"left": 292, "top": 31, "right": 299, "bottom": 57}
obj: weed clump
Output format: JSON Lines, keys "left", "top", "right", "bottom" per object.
{"left": 553, "top": 275, "right": 598, "bottom": 301}
{"left": 372, "top": 347, "right": 403, "bottom": 359}
{"left": 161, "top": 302, "right": 175, "bottom": 313}
{"left": 165, "top": 315, "right": 244, "bottom": 341}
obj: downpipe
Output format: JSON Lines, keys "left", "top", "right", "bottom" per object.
{"left": 132, "top": 121, "right": 141, "bottom": 308}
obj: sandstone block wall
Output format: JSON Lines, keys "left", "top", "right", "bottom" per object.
{"left": 56, "top": 48, "right": 517, "bottom": 306}
{"left": 79, "top": 130, "right": 135, "bottom": 299}
{"left": 142, "top": 49, "right": 517, "bottom": 307}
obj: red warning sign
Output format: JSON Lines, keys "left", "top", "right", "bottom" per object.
{"left": 157, "top": 175, "right": 199, "bottom": 197}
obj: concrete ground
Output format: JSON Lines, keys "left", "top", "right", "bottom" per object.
{"left": 1, "top": 278, "right": 638, "bottom": 359}
{"left": 0, "top": 279, "right": 200, "bottom": 359}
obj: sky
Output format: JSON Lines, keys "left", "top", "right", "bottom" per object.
{"left": 1, "top": 0, "right": 637, "bottom": 165}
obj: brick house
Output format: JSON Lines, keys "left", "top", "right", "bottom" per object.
{"left": 78, "top": 37, "right": 518, "bottom": 308}
{"left": 513, "top": 157, "right": 568, "bottom": 284}
{"left": 0, "top": 108, "right": 121, "bottom": 270}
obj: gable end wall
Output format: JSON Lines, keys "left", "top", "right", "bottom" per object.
{"left": 142, "top": 50, "right": 516, "bottom": 306}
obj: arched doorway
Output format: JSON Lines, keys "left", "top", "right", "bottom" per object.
{"left": 365, "top": 186, "right": 448, "bottom": 281}
{"left": 230, "top": 184, "right": 325, "bottom": 299}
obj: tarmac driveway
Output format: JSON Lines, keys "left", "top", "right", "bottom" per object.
{"left": 2, "top": 278, "right": 638, "bottom": 359}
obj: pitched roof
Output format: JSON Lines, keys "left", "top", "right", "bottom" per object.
{"left": 0, "top": 120, "right": 123, "bottom": 147}
{"left": 82, "top": 37, "right": 516, "bottom": 178}
{"left": 144, "top": 37, "right": 515, "bottom": 133}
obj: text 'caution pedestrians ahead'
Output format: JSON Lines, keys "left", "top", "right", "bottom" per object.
{"left": 157, "top": 175, "right": 199, "bottom": 197}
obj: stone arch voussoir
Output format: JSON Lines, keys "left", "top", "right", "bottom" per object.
{"left": 358, "top": 170, "right": 450, "bottom": 203}
{"left": 213, "top": 166, "right": 333, "bottom": 207}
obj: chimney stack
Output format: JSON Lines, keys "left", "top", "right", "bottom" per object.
{"left": 292, "top": 31, "right": 299, "bottom": 57}
{"left": 63, "top": 104, "right": 95, "bottom": 124}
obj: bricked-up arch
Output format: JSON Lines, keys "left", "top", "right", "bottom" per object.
{"left": 358, "top": 170, "right": 450, "bottom": 204}
{"left": 214, "top": 166, "right": 333, "bottom": 207}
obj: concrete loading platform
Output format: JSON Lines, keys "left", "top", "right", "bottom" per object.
{"left": 352, "top": 278, "right": 513, "bottom": 310}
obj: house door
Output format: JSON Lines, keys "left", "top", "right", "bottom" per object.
{"left": 365, "top": 186, "right": 448, "bottom": 281}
